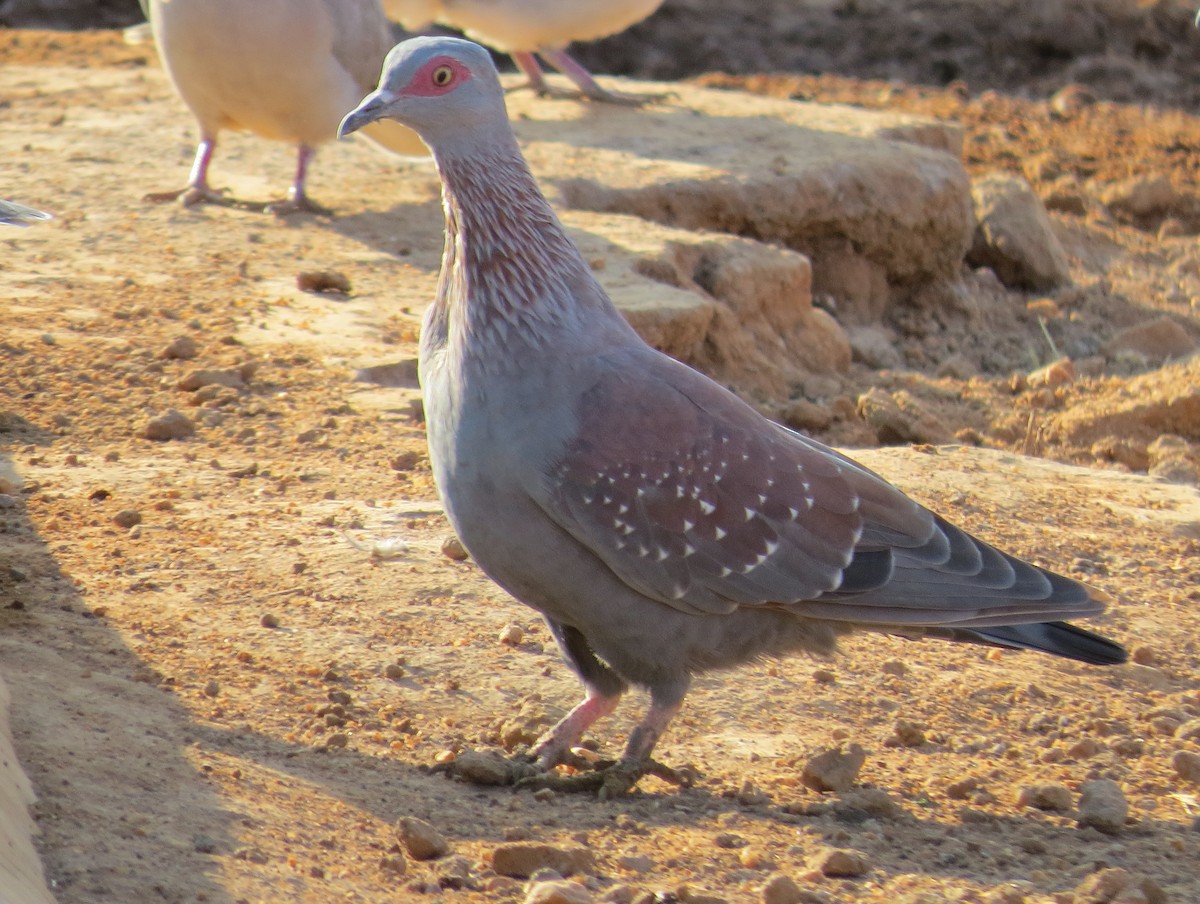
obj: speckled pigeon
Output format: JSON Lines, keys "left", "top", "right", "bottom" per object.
{"left": 340, "top": 37, "right": 1127, "bottom": 795}
{"left": 382, "top": 0, "right": 666, "bottom": 104}
{"left": 143, "top": 0, "right": 427, "bottom": 214}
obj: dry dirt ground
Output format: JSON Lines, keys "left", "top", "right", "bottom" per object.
{"left": 1, "top": 11, "right": 1200, "bottom": 904}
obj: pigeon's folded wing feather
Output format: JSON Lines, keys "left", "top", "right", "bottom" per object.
{"left": 542, "top": 350, "right": 1106, "bottom": 627}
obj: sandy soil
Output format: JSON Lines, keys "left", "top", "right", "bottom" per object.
{"left": 1, "top": 12, "right": 1199, "bottom": 904}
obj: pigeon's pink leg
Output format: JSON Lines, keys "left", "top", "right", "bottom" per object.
{"left": 145, "top": 137, "right": 231, "bottom": 206}
{"left": 537, "top": 47, "right": 671, "bottom": 106}
{"left": 533, "top": 690, "right": 622, "bottom": 769}
{"left": 621, "top": 698, "right": 683, "bottom": 765}
{"left": 270, "top": 144, "right": 332, "bottom": 216}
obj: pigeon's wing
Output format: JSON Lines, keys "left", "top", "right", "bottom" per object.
{"left": 541, "top": 350, "right": 928, "bottom": 616}
{"left": 542, "top": 349, "right": 1109, "bottom": 629}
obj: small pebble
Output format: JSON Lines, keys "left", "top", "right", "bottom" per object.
{"left": 883, "top": 720, "right": 926, "bottom": 748}
{"left": 499, "top": 624, "right": 525, "bottom": 645}
{"left": 260, "top": 613, "right": 280, "bottom": 628}
{"left": 297, "top": 270, "right": 351, "bottom": 294}
{"left": 379, "top": 854, "right": 407, "bottom": 876}
{"left": 801, "top": 743, "right": 866, "bottom": 792}
{"left": 142, "top": 410, "right": 195, "bottom": 441}
{"left": 161, "top": 336, "right": 199, "bottom": 360}
{"left": 811, "top": 669, "right": 836, "bottom": 684}
{"left": 441, "top": 535, "right": 469, "bottom": 561}
{"left": 385, "top": 663, "right": 406, "bottom": 680}
{"left": 396, "top": 816, "right": 449, "bottom": 860}
{"left": 807, "top": 847, "right": 869, "bottom": 878}
{"left": 524, "top": 880, "right": 593, "bottom": 904}
{"left": 617, "top": 854, "right": 653, "bottom": 873}
{"left": 492, "top": 842, "right": 594, "bottom": 878}
{"left": 1016, "top": 782, "right": 1072, "bottom": 812}
{"left": 203, "top": 679, "right": 220, "bottom": 697}
{"left": 1172, "top": 750, "right": 1200, "bottom": 784}
{"left": 760, "top": 873, "right": 803, "bottom": 904}
{"left": 880, "top": 659, "right": 908, "bottom": 677}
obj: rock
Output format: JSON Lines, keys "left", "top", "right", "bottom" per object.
{"left": 777, "top": 398, "right": 833, "bottom": 433}
{"left": 1047, "top": 356, "right": 1200, "bottom": 450}
{"left": 524, "top": 880, "right": 593, "bottom": 904}
{"left": 112, "top": 509, "right": 142, "bottom": 529}
{"left": 760, "top": 873, "right": 804, "bottom": 904}
{"left": 617, "top": 854, "right": 653, "bottom": 873}
{"left": 1016, "top": 782, "right": 1073, "bottom": 812}
{"left": 1091, "top": 437, "right": 1149, "bottom": 472}
{"left": 1101, "top": 317, "right": 1196, "bottom": 363}
{"left": 1147, "top": 435, "right": 1200, "bottom": 486}
{"left": 177, "top": 368, "right": 246, "bottom": 392}
{"left": 499, "top": 624, "right": 525, "bottom": 645}
{"left": 395, "top": 816, "right": 449, "bottom": 861}
{"left": 1122, "top": 664, "right": 1170, "bottom": 691}
{"left": 1028, "top": 358, "right": 1075, "bottom": 389}
{"left": 881, "top": 659, "right": 908, "bottom": 677}
{"left": 1173, "top": 750, "right": 1200, "bottom": 784}
{"left": 1072, "top": 868, "right": 1166, "bottom": 904}
{"left": 576, "top": 215, "right": 849, "bottom": 399}
{"left": 1076, "top": 780, "right": 1128, "bottom": 834}
{"left": 1175, "top": 719, "right": 1200, "bottom": 742}
{"left": 1066, "top": 738, "right": 1104, "bottom": 760}
{"left": 498, "top": 700, "right": 556, "bottom": 749}
{"left": 441, "top": 535, "right": 469, "bottom": 561}
{"left": 883, "top": 720, "right": 926, "bottom": 748}
{"left": 492, "top": 843, "right": 595, "bottom": 879}
{"left": 435, "top": 854, "right": 477, "bottom": 889}
{"left": 847, "top": 326, "right": 903, "bottom": 370}
{"left": 1049, "top": 83, "right": 1095, "bottom": 119}
{"left": 296, "top": 270, "right": 352, "bottom": 294}
{"left": 142, "top": 410, "right": 195, "bottom": 441}
{"left": 449, "top": 748, "right": 524, "bottom": 786}
{"left": 857, "top": 388, "right": 952, "bottom": 445}
{"left": 806, "top": 847, "right": 869, "bottom": 878}
{"left": 526, "top": 83, "right": 973, "bottom": 298}
{"left": 1098, "top": 175, "right": 1179, "bottom": 219}
{"left": 967, "top": 172, "right": 1072, "bottom": 291}
{"left": 801, "top": 743, "right": 866, "bottom": 793}
{"left": 161, "top": 336, "right": 199, "bottom": 359}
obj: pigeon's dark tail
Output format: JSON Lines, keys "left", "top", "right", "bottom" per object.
{"left": 943, "top": 621, "right": 1128, "bottom": 666}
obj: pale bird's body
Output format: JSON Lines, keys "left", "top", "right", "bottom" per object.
{"left": 383, "top": 0, "right": 666, "bottom": 104}
{"left": 144, "top": 0, "right": 426, "bottom": 213}
{"left": 340, "top": 37, "right": 1127, "bottom": 796}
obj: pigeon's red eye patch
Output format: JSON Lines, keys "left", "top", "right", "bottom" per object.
{"left": 406, "top": 56, "right": 472, "bottom": 97}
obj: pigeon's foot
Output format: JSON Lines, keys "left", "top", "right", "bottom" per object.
{"left": 430, "top": 746, "right": 697, "bottom": 798}
{"left": 515, "top": 757, "right": 697, "bottom": 799}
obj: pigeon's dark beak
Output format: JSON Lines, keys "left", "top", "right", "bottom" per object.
{"left": 338, "top": 91, "right": 392, "bottom": 139}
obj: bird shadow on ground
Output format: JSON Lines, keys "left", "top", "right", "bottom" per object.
{"left": 178, "top": 711, "right": 1193, "bottom": 898}
{"left": 0, "top": 431, "right": 241, "bottom": 904}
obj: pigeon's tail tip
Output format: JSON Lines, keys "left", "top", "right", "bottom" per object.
{"left": 961, "top": 621, "right": 1128, "bottom": 666}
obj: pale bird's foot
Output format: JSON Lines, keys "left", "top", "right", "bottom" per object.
{"left": 143, "top": 186, "right": 237, "bottom": 208}
{"left": 506, "top": 79, "right": 672, "bottom": 107}
{"left": 514, "top": 757, "right": 697, "bottom": 799}
{"left": 265, "top": 194, "right": 333, "bottom": 217}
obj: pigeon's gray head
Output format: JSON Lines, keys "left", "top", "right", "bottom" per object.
{"left": 339, "top": 37, "right": 508, "bottom": 155}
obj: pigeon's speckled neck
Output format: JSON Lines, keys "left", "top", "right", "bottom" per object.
{"left": 427, "top": 144, "right": 636, "bottom": 369}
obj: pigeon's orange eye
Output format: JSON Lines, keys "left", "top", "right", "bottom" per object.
{"left": 432, "top": 65, "right": 454, "bottom": 87}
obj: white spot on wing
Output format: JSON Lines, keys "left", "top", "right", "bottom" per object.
{"left": 699, "top": 500, "right": 716, "bottom": 515}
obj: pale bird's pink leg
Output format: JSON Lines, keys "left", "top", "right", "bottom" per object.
{"left": 269, "top": 144, "right": 333, "bottom": 216}
{"left": 506, "top": 51, "right": 552, "bottom": 96}
{"left": 537, "top": 47, "right": 672, "bottom": 107}
{"left": 145, "top": 136, "right": 233, "bottom": 206}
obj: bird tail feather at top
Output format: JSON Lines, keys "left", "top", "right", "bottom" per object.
{"left": 359, "top": 118, "right": 432, "bottom": 158}
{"left": 912, "top": 621, "right": 1128, "bottom": 665}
